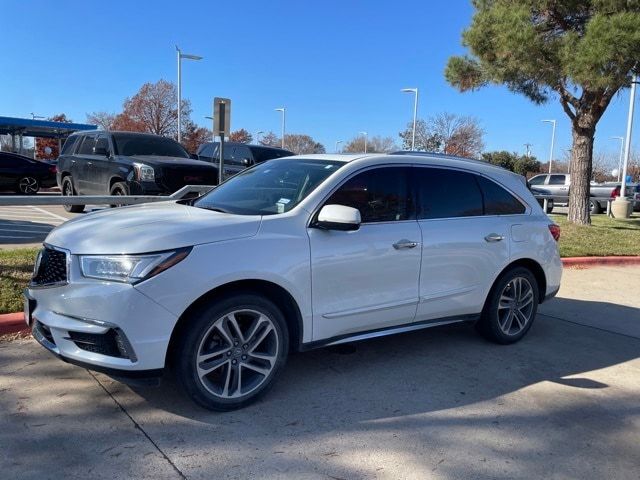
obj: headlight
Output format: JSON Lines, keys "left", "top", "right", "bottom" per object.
{"left": 134, "top": 163, "right": 155, "bottom": 182}
{"left": 80, "top": 248, "right": 191, "bottom": 283}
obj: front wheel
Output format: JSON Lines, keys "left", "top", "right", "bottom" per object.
{"left": 476, "top": 267, "right": 539, "bottom": 344}
{"left": 109, "top": 182, "right": 129, "bottom": 208}
{"left": 173, "top": 293, "right": 289, "bottom": 411}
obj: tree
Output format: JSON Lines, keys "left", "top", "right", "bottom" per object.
{"left": 283, "top": 134, "right": 326, "bottom": 154}
{"left": 483, "top": 151, "right": 541, "bottom": 176}
{"left": 343, "top": 135, "right": 397, "bottom": 153}
{"left": 431, "top": 113, "right": 484, "bottom": 158}
{"left": 259, "top": 131, "right": 280, "bottom": 147}
{"left": 181, "top": 120, "right": 211, "bottom": 154}
{"left": 445, "top": 2, "right": 640, "bottom": 224}
{"left": 86, "top": 111, "right": 117, "bottom": 130}
{"left": 36, "top": 114, "right": 71, "bottom": 159}
{"left": 398, "top": 119, "right": 442, "bottom": 152}
{"left": 229, "top": 129, "right": 253, "bottom": 144}
{"left": 112, "top": 79, "right": 191, "bottom": 138}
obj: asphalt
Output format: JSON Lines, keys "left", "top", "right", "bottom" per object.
{"left": 1, "top": 266, "right": 639, "bottom": 479}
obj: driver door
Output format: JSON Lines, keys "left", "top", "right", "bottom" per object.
{"left": 307, "top": 166, "right": 421, "bottom": 341}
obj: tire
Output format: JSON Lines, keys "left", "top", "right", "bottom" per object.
{"left": 109, "top": 181, "right": 129, "bottom": 208}
{"left": 589, "top": 200, "right": 602, "bottom": 215}
{"left": 476, "top": 267, "right": 539, "bottom": 345}
{"left": 61, "top": 177, "right": 84, "bottom": 213}
{"left": 16, "top": 176, "right": 40, "bottom": 194}
{"left": 173, "top": 293, "right": 289, "bottom": 411}
{"left": 545, "top": 200, "right": 554, "bottom": 214}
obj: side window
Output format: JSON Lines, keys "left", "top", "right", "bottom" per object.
{"left": 476, "top": 176, "right": 526, "bottom": 215}
{"left": 233, "top": 145, "right": 252, "bottom": 162}
{"left": 76, "top": 136, "right": 96, "bottom": 155}
{"left": 325, "top": 167, "right": 411, "bottom": 223}
{"left": 548, "top": 174, "right": 566, "bottom": 185}
{"left": 528, "top": 175, "right": 546, "bottom": 186}
{"left": 416, "top": 168, "right": 483, "bottom": 219}
{"left": 199, "top": 144, "right": 213, "bottom": 157}
{"left": 60, "top": 136, "right": 78, "bottom": 155}
{"left": 94, "top": 135, "right": 110, "bottom": 154}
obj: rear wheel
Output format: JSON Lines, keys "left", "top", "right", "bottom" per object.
{"left": 109, "top": 181, "right": 128, "bottom": 208}
{"left": 16, "top": 176, "right": 40, "bottom": 194}
{"left": 544, "top": 199, "right": 554, "bottom": 214}
{"left": 173, "top": 293, "right": 289, "bottom": 411}
{"left": 589, "top": 200, "right": 602, "bottom": 214}
{"left": 476, "top": 267, "right": 539, "bottom": 344}
{"left": 62, "top": 176, "right": 84, "bottom": 213}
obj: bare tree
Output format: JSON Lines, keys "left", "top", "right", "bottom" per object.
{"left": 259, "top": 131, "right": 280, "bottom": 147}
{"left": 86, "top": 111, "right": 117, "bottom": 130}
{"left": 181, "top": 120, "right": 211, "bottom": 154}
{"left": 343, "top": 135, "right": 397, "bottom": 153}
{"left": 229, "top": 129, "right": 253, "bottom": 144}
{"left": 431, "top": 113, "right": 484, "bottom": 158}
{"left": 283, "top": 134, "right": 325, "bottom": 154}
{"left": 398, "top": 119, "right": 442, "bottom": 152}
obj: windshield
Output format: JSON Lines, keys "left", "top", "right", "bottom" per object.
{"left": 113, "top": 134, "right": 189, "bottom": 158}
{"left": 194, "top": 159, "right": 344, "bottom": 215}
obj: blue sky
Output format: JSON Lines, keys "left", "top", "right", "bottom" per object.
{"left": 1, "top": 0, "right": 636, "bottom": 163}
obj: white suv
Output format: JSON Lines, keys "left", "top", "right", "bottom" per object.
{"left": 25, "top": 154, "right": 562, "bottom": 410}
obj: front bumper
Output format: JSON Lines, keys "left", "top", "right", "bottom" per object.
{"left": 25, "top": 267, "right": 179, "bottom": 374}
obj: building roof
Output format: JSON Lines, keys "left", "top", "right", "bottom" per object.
{"left": 0, "top": 116, "right": 97, "bottom": 138}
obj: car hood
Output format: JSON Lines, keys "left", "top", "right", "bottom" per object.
{"left": 45, "top": 202, "right": 261, "bottom": 254}
{"left": 125, "top": 155, "right": 217, "bottom": 168}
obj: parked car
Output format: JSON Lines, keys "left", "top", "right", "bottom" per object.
{"left": 56, "top": 131, "right": 218, "bottom": 213}
{"left": 196, "top": 142, "right": 294, "bottom": 178}
{"left": 528, "top": 173, "right": 631, "bottom": 214}
{"left": 26, "top": 153, "right": 562, "bottom": 410}
{"left": 0, "top": 151, "right": 57, "bottom": 194}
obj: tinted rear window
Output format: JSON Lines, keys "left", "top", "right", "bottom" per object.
{"left": 61, "top": 136, "right": 79, "bottom": 155}
{"left": 549, "top": 175, "right": 566, "bottom": 185}
{"left": 113, "top": 134, "right": 189, "bottom": 158}
{"left": 76, "top": 136, "right": 96, "bottom": 155}
{"left": 416, "top": 168, "right": 483, "bottom": 219}
{"left": 476, "top": 176, "right": 526, "bottom": 215}
{"left": 251, "top": 147, "right": 293, "bottom": 163}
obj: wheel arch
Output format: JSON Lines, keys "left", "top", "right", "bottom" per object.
{"left": 109, "top": 175, "right": 126, "bottom": 191}
{"left": 166, "top": 279, "right": 304, "bottom": 366}
{"left": 493, "top": 258, "right": 547, "bottom": 304}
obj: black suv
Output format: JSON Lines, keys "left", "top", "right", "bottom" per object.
{"left": 196, "top": 142, "right": 294, "bottom": 178}
{"left": 57, "top": 131, "right": 218, "bottom": 212}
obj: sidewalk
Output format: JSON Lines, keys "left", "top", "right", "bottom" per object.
{"left": 1, "top": 266, "right": 639, "bottom": 479}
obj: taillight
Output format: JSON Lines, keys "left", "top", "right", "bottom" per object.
{"left": 548, "top": 224, "right": 560, "bottom": 241}
{"left": 49, "top": 165, "right": 57, "bottom": 174}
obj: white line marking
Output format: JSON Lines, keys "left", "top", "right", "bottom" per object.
{"left": 31, "top": 207, "right": 70, "bottom": 222}
{"left": 0, "top": 228, "right": 52, "bottom": 233}
{"left": 0, "top": 235, "right": 36, "bottom": 239}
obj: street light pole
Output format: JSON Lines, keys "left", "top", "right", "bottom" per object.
{"left": 204, "top": 116, "right": 215, "bottom": 141}
{"left": 542, "top": 119, "right": 556, "bottom": 173}
{"left": 335, "top": 140, "right": 343, "bottom": 153}
{"left": 401, "top": 88, "right": 419, "bottom": 150}
{"left": 621, "top": 74, "right": 638, "bottom": 199}
{"left": 359, "top": 131, "right": 368, "bottom": 153}
{"left": 275, "top": 108, "right": 286, "bottom": 149}
{"left": 176, "top": 45, "right": 203, "bottom": 144}
{"left": 611, "top": 136, "right": 625, "bottom": 181}
{"left": 255, "top": 131, "right": 264, "bottom": 144}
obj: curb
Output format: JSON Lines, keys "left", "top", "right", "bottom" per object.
{"left": 561, "top": 256, "right": 640, "bottom": 268}
{"left": 0, "top": 312, "right": 28, "bottom": 336}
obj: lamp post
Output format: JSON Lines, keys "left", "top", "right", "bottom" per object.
{"left": 359, "top": 131, "right": 368, "bottom": 153}
{"left": 176, "top": 45, "right": 203, "bottom": 143}
{"left": 611, "top": 136, "right": 625, "bottom": 182}
{"left": 255, "top": 131, "right": 264, "bottom": 144}
{"left": 401, "top": 88, "right": 419, "bottom": 150}
{"left": 275, "top": 108, "right": 286, "bottom": 149}
{"left": 204, "top": 116, "right": 215, "bottom": 141}
{"left": 30, "top": 113, "right": 45, "bottom": 120}
{"left": 621, "top": 74, "right": 638, "bottom": 200}
{"left": 542, "top": 119, "right": 556, "bottom": 173}
{"left": 335, "top": 140, "right": 343, "bottom": 153}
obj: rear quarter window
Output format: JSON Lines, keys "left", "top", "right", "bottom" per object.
{"left": 61, "top": 136, "right": 79, "bottom": 155}
{"left": 476, "top": 176, "right": 526, "bottom": 215}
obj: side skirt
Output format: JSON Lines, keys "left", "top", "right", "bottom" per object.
{"left": 300, "top": 313, "right": 479, "bottom": 352}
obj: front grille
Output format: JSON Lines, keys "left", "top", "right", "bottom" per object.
{"left": 68, "top": 330, "right": 130, "bottom": 359}
{"left": 31, "top": 247, "right": 67, "bottom": 287}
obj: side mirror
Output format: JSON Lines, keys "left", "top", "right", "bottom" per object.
{"left": 315, "top": 204, "right": 361, "bottom": 231}
{"left": 93, "top": 146, "right": 109, "bottom": 156}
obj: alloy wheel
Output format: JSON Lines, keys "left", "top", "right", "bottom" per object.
{"left": 497, "top": 277, "right": 535, "bottom": 335}
{"left": 196, "top": 309, "right": 279, "bottom": 399}
{"left": 19, "top": 177, "right": 38, "bottom": 194}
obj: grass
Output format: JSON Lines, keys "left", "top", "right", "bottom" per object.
{"left": 551, "top": 213, "right": 640, "bottom": 257}
{"left": 0, "top": 213, "right": 638, "bottom": 314}
{"left": 0, "top": 248, "right": 38, "bottom": 315}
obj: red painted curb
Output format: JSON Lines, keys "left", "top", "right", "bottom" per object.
{"left": 562, "top": 256, "right": 640, "bottom": 268}
{"left": 0, "top": 312, "right": 28, "bottom": 336}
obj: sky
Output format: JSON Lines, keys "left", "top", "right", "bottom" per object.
{"left": 1, "top": 0, "right": 637, "bottom": 166}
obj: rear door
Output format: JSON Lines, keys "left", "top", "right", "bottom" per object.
{"left": 91, "top": 134, "right": 114, "bottom": 194}
{"left": 414, "top": 167, "right": 515, "bottom": 321}
{"left": 0, "top": 154, "right": 20, "bottom": 188}
{"left": 73, "top": 135, "right": 96, "bottom": 194}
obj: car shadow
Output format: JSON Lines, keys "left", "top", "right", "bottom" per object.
{"left": 0, "top": 218, "right": 55, "bottom": 245}
{"left": 129, "top": 297, "right": 639, "bottom": 425}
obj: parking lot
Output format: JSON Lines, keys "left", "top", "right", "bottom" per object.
{"left": 2, "top": 264, "right": 638, "bottom": 480}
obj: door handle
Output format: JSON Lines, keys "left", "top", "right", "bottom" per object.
{"left": 484, "top": 233, "right": 504, "bottom": 242}
{"left": 393, "top": 240, "right": 418, "bottom": 250}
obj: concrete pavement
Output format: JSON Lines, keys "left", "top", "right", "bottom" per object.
{"left": 1, "top": 266, "right": 639, "bottom": 479}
